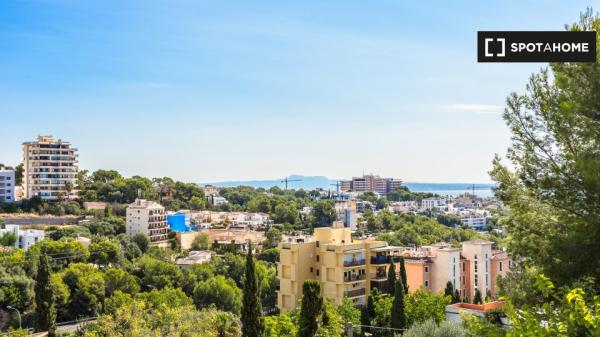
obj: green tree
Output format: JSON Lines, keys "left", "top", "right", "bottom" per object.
{"left": 444, "top": 281, "right": 455, "bottom": 300}
{"left": 298, "top": 280, "right": 323, "bottom": 337}
{"left": 61, "top": 263, "right": 105, "bottom": 318}
{"left": 88, "top": 239, "right": 120, "bottom": 267}
{"left": 399, "top": 257, "right": 408, "bottom": 294}
{"left": 0, "top": 232, "right": 17, "bottom": 247}
{"left": 191, "top": 232, "right": 210, "bottom": 250}
{"left": 473, "top": 288, "right": 482, "bottom": 305}
{"left": 361, "top": 292, "right": 377, "bottom": 336}
{"left": 313, "top": 200, "right": 336, "bottom": 227}
{"left": 104, "top": 268, "right": 140, "bottom": 296}
{"left": 489, "top": 10, "right": 600, "bottom": 289}
{"left": 404, "top": 290, "right": 451, "bottom": 327}
{"left": 193, "top": 275, "right": 242, "bottom": 314}
{"left": 132, "top": 233, "right": 150, "bottom": 253}
{"left": 404, "top": 319, "right": 466, "bottom": 337}
{"left": 387, "top": 261, "right": 396, "bottom": 294}
{"left": 391, "top": 279, "right": 406, "bottom": 333}
{"left": 241, "top": 244, "right": 264, "bottom": 337}
{"left": 264, "top": 314, "right": 297, "bottom": 337}
{"left": 34, "top": 254, "right": 56, "bottom": 336}
{"left": 264, "top": 227, "right": 282, "bottom": 249}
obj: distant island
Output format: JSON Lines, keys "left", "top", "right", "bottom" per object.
{"left": 201, "top": 175, "right": 495, "bottom": 197}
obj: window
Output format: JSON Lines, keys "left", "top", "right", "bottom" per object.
{"left": 499, "top": 262, "right": 503, "bottom": 272}
{"left": 310, "top": 267, "right": 313, "bottom": 273}
{"left": 425, "top": 280, "right": 429, "bottom": 287}
{"left": 424, "top": 266, "right": 429, "bottom": 272}
{"left": 316, "top": 255, "right": 320, "bottom": 262}
{"left": 316, "top": 269, "right": 320, "bottom": 276}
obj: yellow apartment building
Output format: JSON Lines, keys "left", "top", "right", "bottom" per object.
{"left": 277, "top": 221, "right": 402, "bottom": 311}
{"left": 277, "top": 225, "right": 511, "bottom": 311}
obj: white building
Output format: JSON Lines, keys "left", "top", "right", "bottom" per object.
{"left": 175, "top": 250, "right": 212, "bottom": 268}
{"left": 23, "top": 135, "right": 78, "bottom": 200}
{"left": 0, "top": 224, "right": 44, "bottom": 251}
{"left": 388, "top": 201, "right": 418, "bottom": 213}
{"left": 126, "top": 199, "right": 169, "bottom": 246}
{"left": 207, "top": 195, "right": 228, "bottom": 207}
{"left": 0, "top": 170, "right": 16, "bottom": 203}
{"left": 421, "top": 198, "right": 446, "bottom": 210}
{"left": 459, "top": 214, "right": 487, "bottom": 230}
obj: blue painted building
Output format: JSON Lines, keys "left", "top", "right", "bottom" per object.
{"left": 167, "top": 211, "right": 192, "bottom": 232}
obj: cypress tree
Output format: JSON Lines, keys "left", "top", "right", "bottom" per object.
{"left": 361, "top": 292, "right": 376, "bottom": 336}
{"left": 34, "top": 253, "right": 56, "bottom": 336}
{"left": 386, "top": 260, "right": 396, "bottom": 294}
{"left": 298, "top": 280, "right": 323, "bottom": 337}
{"left": 444, "top": 281, "right": 454, "bottom": 297}
{"left": 390, "top": 279, "right": 406, "bottom": 333}
{"left": 241, "top": 244, "right": 264, "bottom": 337}
{"left": 473, "top": 288, "right": 483, "bottom": 305}
{"left": 453, "top": 289, "right": 461, "bottom": 304}
{"left": 399, "top": 256, "right": 408, "bottom": 294}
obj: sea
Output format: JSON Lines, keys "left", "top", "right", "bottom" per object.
{"left": 203, "top": 176, "right": 495, "bottom": 198}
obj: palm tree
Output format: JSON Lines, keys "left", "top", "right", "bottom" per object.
{"left": 215, "top": 312, "right": 241, "bottom": 337}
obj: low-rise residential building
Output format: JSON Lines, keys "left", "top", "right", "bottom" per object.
{"left": 459, "top": 214, "right": 487, "bottom": 230}
{"left": 204, "top": 226, "right": 266, "bottom": 253}
{"left": 176, "top": 250, "right": 212, "bottom": 268}
{"left": 207, "top": 195, "right": 228, "bottom": 207}
{"left": 191, "top": 211, "right": 271, "bottom": 229}
{"left": 421, "top": 198, "right": 447, "bottom": 210}
{"left": 388, "top": 201, "right": 418, "bottom": 213}
{"left": 0, "top": 224, "right": 44, "bottom": 251}
{"left": 126, "top": 199, "right": 169, "bottom": 246}
{"left": 0, "top": 170, "right": 16, "bottom": 203}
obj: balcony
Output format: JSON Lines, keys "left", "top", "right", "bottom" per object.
{"left": 345, "top": 288, "right": 366, "bottom": 298}
{"left": 370, "top": 255, "right": 400, "bottom": 265}
{"left": 370, "top": 271, "right": 387, "bottom": 280}
{"left": 344, "top": 273, "right": 366, "bottom": 282}
{"left": 344, "top": 259, "right": 365, "bottom": 267}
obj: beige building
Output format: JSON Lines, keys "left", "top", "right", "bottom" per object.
{"left": 23, "top": 135, "right": 78, "bottom": 200}
{"left": 340, "top": 174, "right": 402, "bottom": 195}
{"left": 277, "top": 221, "right": 402, "bottom": 311}
{"left": 277, "top": 230, "right": 510, "bottom": 311}
{"left": 126, "top": 199, "right": 169, "bottom": 246}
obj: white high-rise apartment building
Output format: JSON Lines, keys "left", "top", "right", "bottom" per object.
{"left": 126, "top": 199, "right": 169, "bottom": 246}
{"left": 0, "top": 170, "right": 16, "bottom": 203}
{"left": 23, "top": 135, "right": 78, "bottom": 200}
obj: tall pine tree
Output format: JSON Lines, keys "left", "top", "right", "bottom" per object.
{"left": 390, "top": 279, "right": 406, "bottom": 333}
{"left": 241, "top": 244, "right": 264, "bottom": 337}
{"left": 298, "top": 280, "right": 323, "bottom": 337}
{"left": 34, "top": 253, "right": 56, "bottom": 336}
{"left": 361, "top": 292, "right": 377, "bottom": 336}
{"left": 386, "top": 260, "right": 396, "bottom": 294}
{"left": 399, "top": 256, "right": 408, "bottom": 294}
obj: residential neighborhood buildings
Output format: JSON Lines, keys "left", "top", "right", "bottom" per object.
{"left": 22, "top": 135, "right": 78, "bottom": 200}
{"left": 126, "top": 199, "right": 169, "bottom": 246}
{"left": 276, "top": 224, "right": 510, "bottom": 312}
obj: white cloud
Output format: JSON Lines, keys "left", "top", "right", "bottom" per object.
{"left": 447, "top": 104, "right": 504, "bottom": 114}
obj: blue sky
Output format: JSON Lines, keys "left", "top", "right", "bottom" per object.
{"left": 0, "top": 1, "right": 594, "bottom": 183}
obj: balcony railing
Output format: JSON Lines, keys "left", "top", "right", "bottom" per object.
{"left": 345, "top": 288, "right": 366, "bottom": 298}
{"left": 370, "top": 255, "right": 401, "bottom": 265}
{"left": 344, "top": 273, "right": 366, "bottom": 282}
{"left": 370, "top": 272, "right": 387, "bottom": 280}
{"left": 344, "top": 259, "right": 365, "bottom": 267}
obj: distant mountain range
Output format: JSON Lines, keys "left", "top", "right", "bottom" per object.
{"left": 201, "top": 175, "right": 495, "bottom": 196}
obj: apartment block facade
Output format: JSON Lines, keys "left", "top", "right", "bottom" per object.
{"left": 23, "top": 135, "right": 78, "bottom": 200}
{"left": 126, "top": 199, "right": 169, "bottom": 246}
{"left": 0, "top": 170, "right": 16, "bottom": 203}
{"left": 277, "top": 228, "right": 510, "bottom": 311}
{"left": 277, "top": 222, "right": 403, "bottom": 311}
{"left": 340, "top": 174, "right": 402, "bottom": 195}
